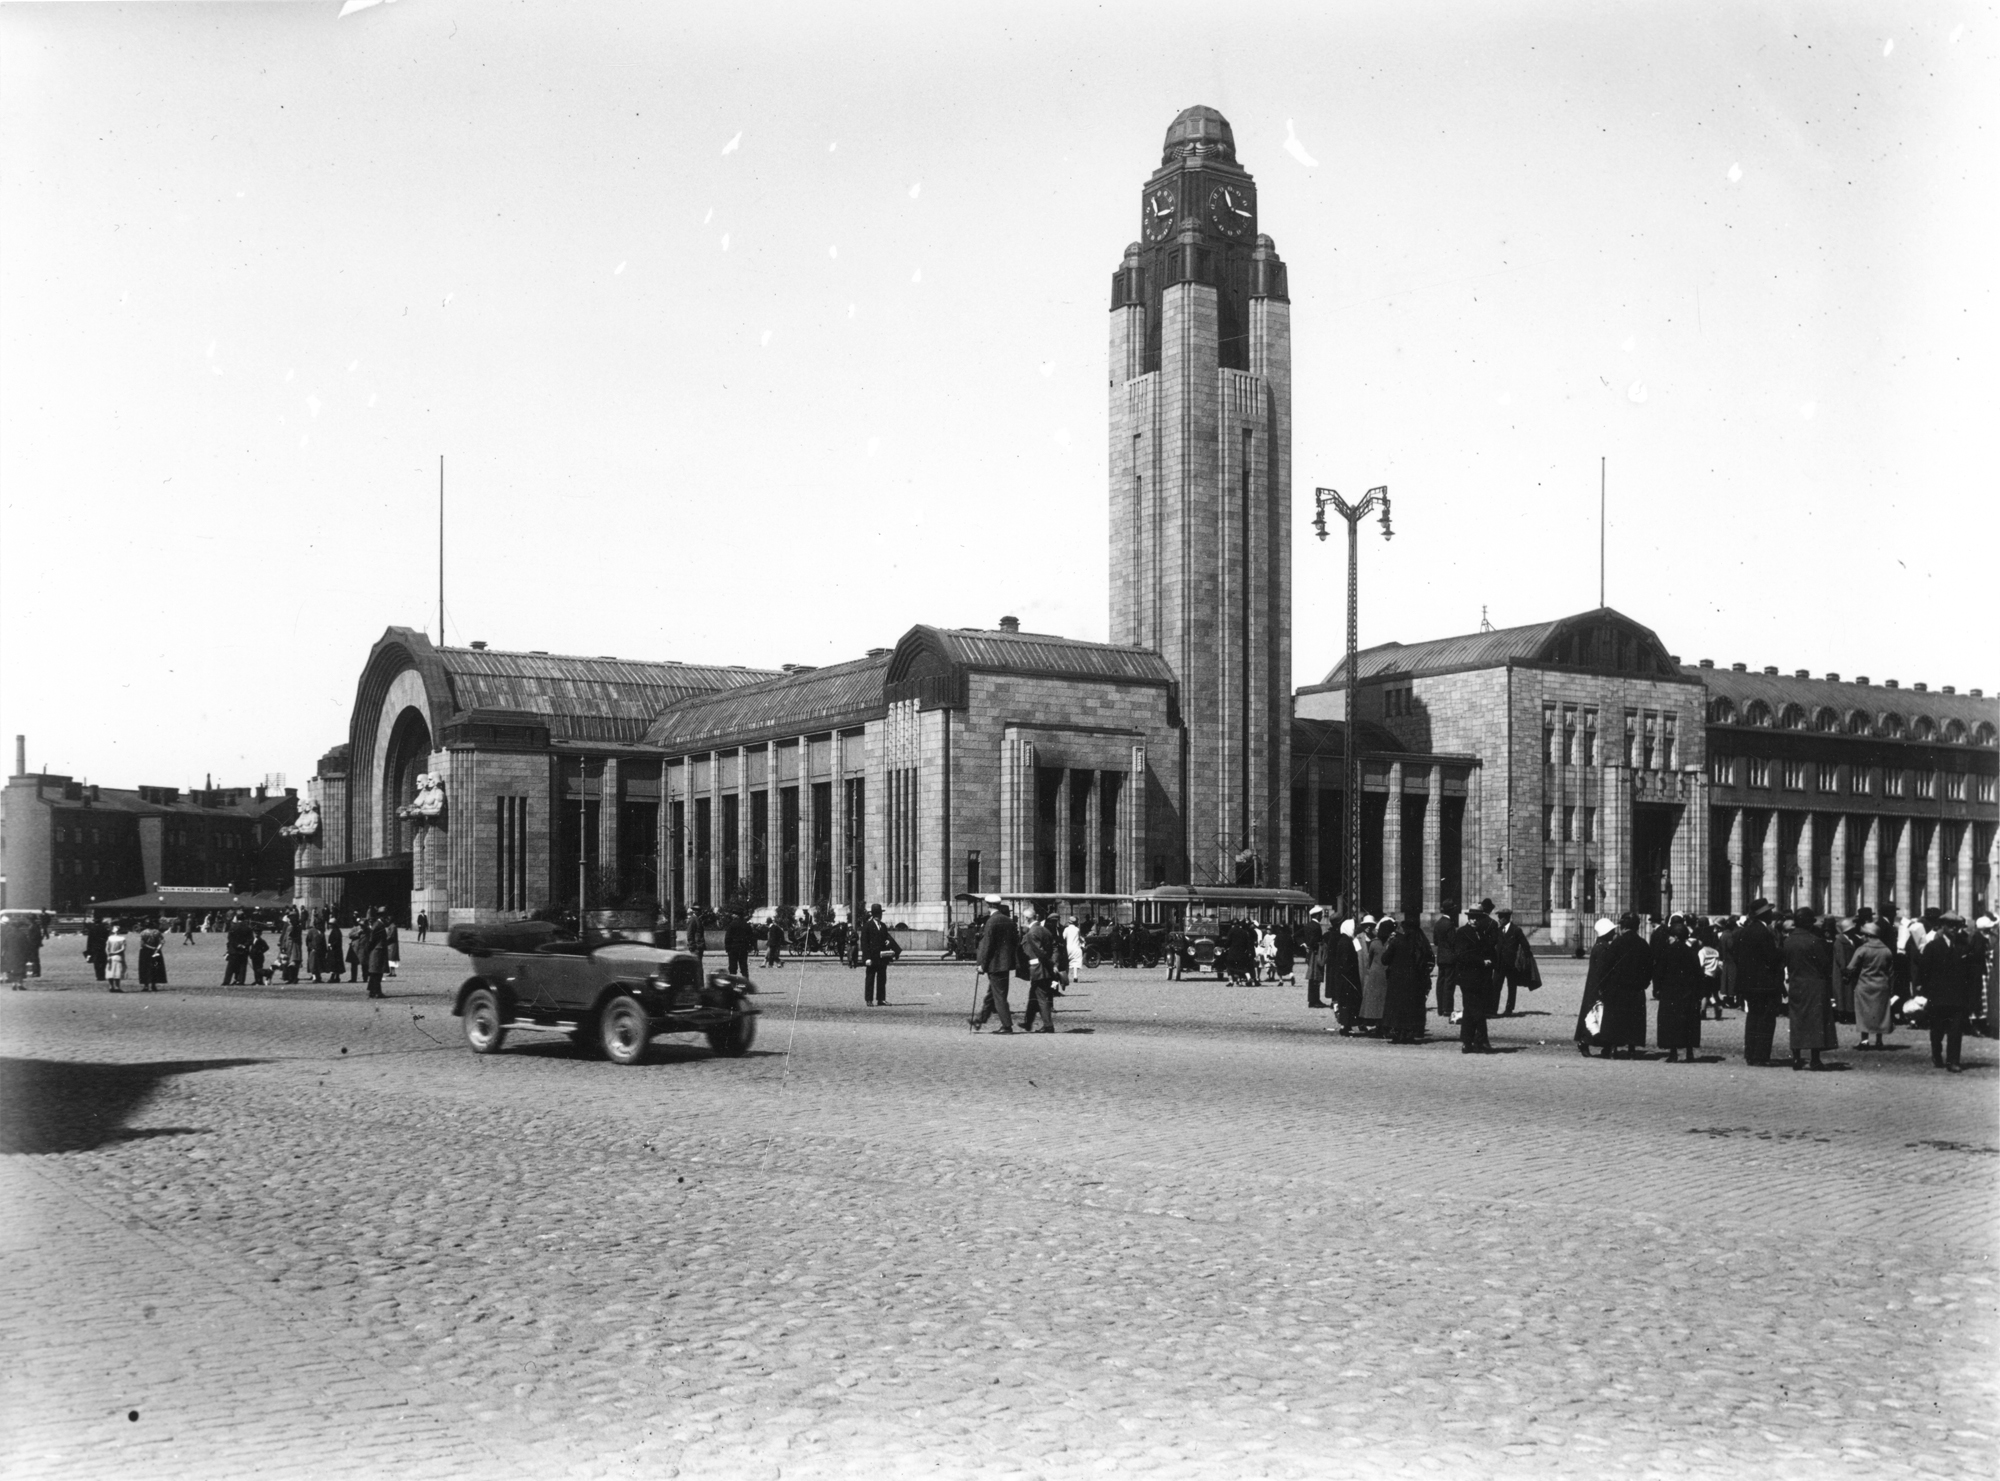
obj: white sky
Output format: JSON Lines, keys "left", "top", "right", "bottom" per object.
{"left": 1, "top": 0, "right": 1993, "bottom": 791}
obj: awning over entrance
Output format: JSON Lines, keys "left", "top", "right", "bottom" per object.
{"left": 88, "top": 888, "right": 293, "bottom": 912}
{"left": 295, "top": 853, "right": 413, "bottom": 878}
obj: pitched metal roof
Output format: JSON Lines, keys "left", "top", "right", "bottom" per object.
{"left": 435, "top": 646, "right": 777, "bottom": 744}
{"left": 1316, "top": 608, "right": 1685, "bottom": 686}
{"left": 643, "top": 653, "right": 893, "bottom": 752}
{"left": 892, "top": 625, "right": 1177, "bottom": 686}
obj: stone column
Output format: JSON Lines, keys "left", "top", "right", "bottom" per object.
{"left": 1795, "top": 813, "right": 1815, "bottom": 914}
{"left": 1955, "top": 823, "right": 1976, "bottom": 915}
{"left": 1726, "top": 807, "right": 1745, "bottom": 915}
{"left": 1126, "top": 745, "right": 1145, "bottom": 895}
{"left": 1924, "top": 822, "right": 1944, "bottom": 915}
{"left": 1824, "top": 814, "right": 1845, "bottom": 917}
{"left": 1762, "top": 813, "right": 1782, "bottom": 912}
{"left": 1423, "top": 765, "right": 1444, "bottom": 923}
{"left": 599, "top": 758, "right": 619, "bottom": 900}
{"left": 1381, "top": 762, "right": 1404, "bottom": 914}
{"left": 1084, "top": 770, "right": 1103, "bottom": 895}
{"left": 1893, "top": 818, "right": 1913, "bottom": 915}
{"left": 794, "top": 737, "right": 812, "bottom": 908}
{"left": 1859, "top": 814, "right": 1881, "bottom": 910}
{"left": 1053, "top": 768, "right": 1072, "bottom": 898}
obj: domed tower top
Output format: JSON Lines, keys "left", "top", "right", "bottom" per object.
{"left": 1162, "top": 105, "right": 1236, "bottom": 166}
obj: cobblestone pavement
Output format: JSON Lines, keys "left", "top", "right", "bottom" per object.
{"left": 2, "top": 938, "right": 1994, "bottom": 1480}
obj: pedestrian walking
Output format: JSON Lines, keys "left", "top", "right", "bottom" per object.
{"left": 1652, "top": 915, "right": 1703, "bottom": 1063}
{"left": 179, "top": 913, "right": 196, "bottom": 946}
{"left": 24, "top": 915, "right": 43, "bottom": 978}
{"left": 1329, "top": 918, "right": 1364, "bottom": 1033}
{"left": 1782, "top": 908, "right": 1840, "bottom": 1072}
{"left": 416, "top": 910, "right": 429, "bottom": 944}
{"left": 859, "top": 903, "right": 900, "bottom": 1004}
{"left": 1845, "top": 919, "right": 1896, "bottom": 1049}
{"left": 2, "top": 915, "right": 32, "bottom": 990}
{"left": 1272, "top": 919, "right": 1296, "bottom": 987}
{"left": 345, "top": 919, "right": 364, "bottom": 982}
{"left": 1494, "top": 907, "right": 1541, "bottom": 1016}
{"left": 1062, "top": 916, "right": 1086, "bottom": 990}
{"left": 1020, "top": 911, "right": 1060, "bottom": 1033}
{"left": 276, "top": 919, "right": 299, "bottom": 984}
{"left": 103, "top": 922, "right": 129, "bottom": 992}
{"left": 84, "top": 918, "right": 110, "bottom": 980}
{"left": 970, "top": 896, "right": 1020, "bottom": 1033}
{"left": 249, "top": 930, "right": 270, "bottom": 985}
{"left": 1733, "top": 899, "right": 1784, "bottom": 1065}
{"left": 314, "top": 920, "right": 336, "bottom": 983}
{"left": 685, "top": 907, "right": 706, "bottom": 968}
{"left": 137, "top": 921, "right": 168, "bottom": 992}
{"left": 763, "top": 914, "right": 784, "bottom": 968}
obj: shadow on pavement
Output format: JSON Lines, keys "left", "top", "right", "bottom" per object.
{"left": 0, "top": 1056, "right": 263, "bottom": 1155}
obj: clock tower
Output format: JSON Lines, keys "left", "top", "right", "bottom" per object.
{"left": 1109, "top": 106, "right": 1292, "bottom": 887}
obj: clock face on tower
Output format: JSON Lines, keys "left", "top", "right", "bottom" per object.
{"left": 1142, "top": 184, "right": 1177, "bottom": 242}
{"left": 1207, "top": 183, "right": 1253, "bottom": 238}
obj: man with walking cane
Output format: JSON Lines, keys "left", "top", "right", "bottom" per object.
{"left": 970, "top": 895, "right": 1021, "bottom": 1034}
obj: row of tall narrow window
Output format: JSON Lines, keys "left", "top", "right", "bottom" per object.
{"left": 1540, "top": 704, "right": 1680, "bottom": 771}
{"left": 1709, "top": 756, "right": 1987, "bottom": 802}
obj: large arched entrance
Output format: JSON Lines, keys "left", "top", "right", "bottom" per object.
{"left": 382, "top": 706, "right": 433, "bottom": 858}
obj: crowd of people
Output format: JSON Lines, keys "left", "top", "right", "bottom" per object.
{"left": 43, "top": 907, "right": 408, "bottom": 998}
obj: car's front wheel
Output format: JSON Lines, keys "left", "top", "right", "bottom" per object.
{"left": 463, "top": 987, "right": 506, "bottom": 1055}
{"left": 705, "top": 1013, "right": 757, "bottom": 1058}
{"left": 599, "top": 995, "right": 652, "bottom": 1066}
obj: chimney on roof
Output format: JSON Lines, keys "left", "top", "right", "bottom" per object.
{"left": 1698, "top": 659, "right": 1714, "bottom": 669}
{"left": 1763, "top": 667, "right": 1779, "bottom": 676}
{"left": 1943, "top": 685, "right": 1956, "bottom": 695}
{"left": 1855, "top": 676, "right": 1869, "bottom": 685}
{"left": 1731, "top": 663, "right": 1747, "bottom": 673}
{"left": 1794, "top": 669, "right": 1810, "bottom": 679}
{"left": 1826, "top": 673, "right": 1840, "bottom": 682}
{"left": 1885, "top": 679, "right": 1900, "bottom": 689}
{"left": 471, "top": 640, "right": 488, "bottom": 650}
{"left": 1972, "top": 689, "right": 1985, "bottom": 699}
{"left": 866, "top": 647, "right": 891, "bottom": 658}
{"left": 998, "top": 615, "right": 1020, "bottom": 633}
{"left": 1914, "top": 682, "right": 1928, "bottom": 693}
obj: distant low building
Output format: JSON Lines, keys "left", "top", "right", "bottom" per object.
{"left": 1, "top": 738, "right": 298, "bottom": 913}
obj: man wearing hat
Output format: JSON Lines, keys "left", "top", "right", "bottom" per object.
{"left": 1782, "top": 907, "right": 1839, "bottom": 1070}
{"left": 1451, "top": 899, "right": 1504, "bottom": 1053}
{"left": 1494, "top": 906, "right": 1540, "bottom": 1017}
{"left": 971, "top": 896, "right": 1021, "bottom": 1034}
{"left": 1922, "top": 911, "right": 1972, "bottom": 1071}
{"left": 1734, "top": 898, "right": 1785, "bottom": 1066}
{"left": 859, "top": 903, "right": 899, "bottom": 1006}
{"left": 1301, "top": 907, "right": 1328, "bottom": 1009}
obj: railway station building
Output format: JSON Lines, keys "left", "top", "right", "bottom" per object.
{"left": 297, "top": 105, "right": 1996, "bottom": 940}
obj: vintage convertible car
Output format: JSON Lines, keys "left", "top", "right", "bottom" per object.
{"left": 446, "top": 921, "right": 757, "bottom": 1065}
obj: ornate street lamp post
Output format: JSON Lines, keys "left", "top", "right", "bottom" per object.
{"left": 1313, "top": 485, "right": 1393, "bottom": 917}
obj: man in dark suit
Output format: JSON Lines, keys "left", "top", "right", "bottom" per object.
{"left": 1020, "top": 911, "right": 1060, "bottom": 1033}
{"left": 1452, "top": 899, "right": 1504, "bottom": 1053}
{"left": 971, "top": 897, "right": 1020, "bottom": 1034}
{"left": 1301, "top": 909, "right": 1327, "bottom": 1008}
{"left": 859, "top": 903, "right": 899, "bottom": 1005}
{"left": 223, "top": 915, "right": 254, "bottom": 985}
{"left": 1923, "top": 911, "right": 1971, "bottom": 1071}
{"left": 1432, "top": 907, "right": 1461, "bottom": 1020}
{"left": 1734, "top": 898, "right": 1784, "bottom": 1064}
{"left": 1495, "top": 906, "right": 1540, "bottom": 1016}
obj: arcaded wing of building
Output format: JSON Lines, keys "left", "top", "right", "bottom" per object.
{"left": 293, "top": 107, "right": 1997, "bottom": 936}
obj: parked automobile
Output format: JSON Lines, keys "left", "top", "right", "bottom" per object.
{"left": 447, "top": 920, "right": 757, "bottom": 1065}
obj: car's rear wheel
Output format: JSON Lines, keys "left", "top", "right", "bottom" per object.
{"left": 705, "top": 1013, "right": 756, "bottom": 1058}
{"left": 1083, "top": 948, "right": 1102, "bottom": 970}
{"left": 463, "top": 987, "right": 506, "bottom": 1055}
{"left": 599, "top": 995, "right": 651, "bottom": 1066}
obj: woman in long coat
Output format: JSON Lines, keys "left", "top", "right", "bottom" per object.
{"left": 1845, "top": 920, "right": 1896, "bottom": 1049}
{"left": 1359, "top": 917, "right": 1391, "bottom": 1031}
{"left": 1783, "top": 908, "right": 1840, "bottom": 1070}
{"left": 1574, "top": 918, "right": 1616, "bottom": 1053}
{"left": 137, "top": 920, "right": 168, "bottom": 991}
{"left": 1652, "top": 916, "right": 1703, "bottom": 1061}
{"left": 1331, "top": 919, "right": 1365, "bottom": 1033}
{"left": 103, "top": 923, "right": 128, "bottom": 992}
{"left": 1381, "top": 914, "right": 1432, "bottom": 1044}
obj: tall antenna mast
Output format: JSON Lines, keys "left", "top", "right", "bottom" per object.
{"left": 438, "top": 454, "right": 445, "bottom": 644}
{"left": 1599, "top": 455, "right": 1606, "bottom": 609}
